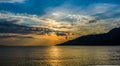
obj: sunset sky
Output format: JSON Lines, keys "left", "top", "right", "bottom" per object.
{"left": 0, "top": 0, "right": 120, "bottom": 46}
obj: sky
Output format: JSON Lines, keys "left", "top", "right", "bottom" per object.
{"left": 0, "top": 0, "right": 120, "bottom": 46}
{"left": 0, "top": 0, "right": 120, "bottom": 14}
{"left": 0, "top": 0, "right": 120, "bottom": 15}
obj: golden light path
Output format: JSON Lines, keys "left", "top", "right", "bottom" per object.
{"left": 47, "top": 46, "right": 61, "bottom": 66}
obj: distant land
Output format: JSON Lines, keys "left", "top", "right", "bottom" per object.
{"left": 58, "top": 27, "right": 120, "bottom": 46}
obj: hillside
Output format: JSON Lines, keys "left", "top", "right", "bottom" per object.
{"left": 58, "top": 27, "right": 120, "bottom": 46}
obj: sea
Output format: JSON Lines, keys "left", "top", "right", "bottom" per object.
{"left": 0, "top": 46, "right": 120, "bottom": 66}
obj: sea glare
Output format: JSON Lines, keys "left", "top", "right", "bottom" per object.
{"left": 0, "top": 46, "right": 120, "bottom": 66}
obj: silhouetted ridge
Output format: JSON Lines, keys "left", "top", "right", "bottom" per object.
{"left": 108, "top": 28, "right": 120, "bottom": 35}
{"left": 58, "top": 27, "right": 120, "bottom": 46}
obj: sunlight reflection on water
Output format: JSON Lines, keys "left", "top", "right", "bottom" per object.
{"left": 0, "top": 46, "right": 120, "bottom": 66}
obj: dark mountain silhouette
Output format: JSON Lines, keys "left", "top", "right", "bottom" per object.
{"left": 58, "top": 27, "right": 120, "bottom": 46}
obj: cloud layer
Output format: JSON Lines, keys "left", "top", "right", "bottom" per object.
{"left": 0, "top": 3, "right": 120, "bottom": 37}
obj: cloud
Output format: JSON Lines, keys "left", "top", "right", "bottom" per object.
{"left": 0, "top": 3, "right": 120, "bottom": 37}
{"left": 44, "top": 3, "right": 120, "bottom": 29}
{"left": 0, "top": 35, "right": 33, "bottom": 38}
{"left": 0, "top": 18, "right": 20, "bottom": 24}
{"left": 83, "top": 3, "right": 117, "bottom": 15}
{"left": 0, "top": 0, "right": 25, "bottom": 3}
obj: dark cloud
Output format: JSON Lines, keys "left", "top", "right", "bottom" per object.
{"left": 0, "top": 18, "right": 20, "bottom": 24}
{"left": 0, "top": 35, "right": 33, "bottom": 38}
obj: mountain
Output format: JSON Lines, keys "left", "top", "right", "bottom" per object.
{"left": 58, "top": 27, "right": 120, "bottom": 46}
{"left": 0, "top": 22, "right": 69, "bottom": 36}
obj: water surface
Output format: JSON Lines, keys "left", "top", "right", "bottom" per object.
{"left": 0, "top": 46, "right": 120, "bottom": 66}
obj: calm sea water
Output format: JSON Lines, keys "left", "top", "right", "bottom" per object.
{"left": 0, "top": 46, "right": 120, "bottom": 66}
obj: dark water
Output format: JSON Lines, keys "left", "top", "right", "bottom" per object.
{"left": 0, "top": 46, "right": 120, "bottom": 66}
